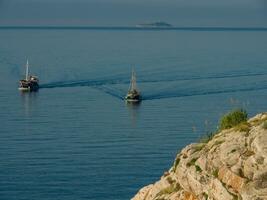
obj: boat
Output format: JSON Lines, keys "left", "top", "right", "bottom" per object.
{"left": 18, "top": 59, "right": 39, "bottom": 92}
{"left": 125, "top": 70, "right": 141, "bottom": 102}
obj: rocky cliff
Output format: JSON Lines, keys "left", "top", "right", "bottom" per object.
{"left": 132, "top": 113, "right": 267, "bottom": 200}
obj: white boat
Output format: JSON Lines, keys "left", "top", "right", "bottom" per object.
{"left": 125, "top": 70, "right": 141, "bottom": 102}
{"left": 18, "top": 59, "right": 39, "bottom": 92}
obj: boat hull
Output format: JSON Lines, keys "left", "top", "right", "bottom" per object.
{"left": 125, "top": 94, "right": 141, "bottom": 102}
{"left": 19, "top": 80, "right": 39, "bottom": 92}
{"left": 18, "top": 87, "right": 31, "bottom": 92}
{"left": 125, "top": 98, "right": 141, "bottom": 102}
{"left": 29, "top": 83, "right": 39, "bottom": 92}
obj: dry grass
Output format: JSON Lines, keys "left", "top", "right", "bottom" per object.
{"left": 234, "top": 122, "right": 251, "bottom": 133}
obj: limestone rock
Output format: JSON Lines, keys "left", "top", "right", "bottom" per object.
{"left": 132, "top": 113, "right": 267, "bottom": 200}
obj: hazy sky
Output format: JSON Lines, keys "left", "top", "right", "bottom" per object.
{"left": 0, "top": 0, "right": 266, "bottom": 26}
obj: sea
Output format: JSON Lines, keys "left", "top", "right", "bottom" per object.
{"left": 0, "top": 27, "right": 267, "bottom": 200}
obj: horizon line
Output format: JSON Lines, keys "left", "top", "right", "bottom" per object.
{"left": 0, "top": 25, "right": 267, "bottom": 31}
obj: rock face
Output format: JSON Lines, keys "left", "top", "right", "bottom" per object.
{"left": 132, "top": 113, "right": 267, "bottom": 200}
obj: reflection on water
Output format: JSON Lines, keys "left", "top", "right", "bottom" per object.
{"left": 20, "top": 91, "right": 38, "bottom": 117}
{"left": 126, "top": 101, "right": 141, "bottom": 127}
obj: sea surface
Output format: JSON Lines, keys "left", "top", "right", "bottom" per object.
{"left": 1, "top": 27, "right": 267, "bottom": 200}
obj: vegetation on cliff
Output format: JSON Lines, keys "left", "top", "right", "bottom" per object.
{"left": 219, "top": 109, "right": 248, "bottom": 130}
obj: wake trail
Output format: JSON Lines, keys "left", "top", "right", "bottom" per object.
{"left": 40, "top": 78, "right": 129, "bottom": 89}
{"left": 143, "top": 84, "right": 267, "bottom": 101}
{"left": 93, "top": 85, "right": 125, "bottom": 100}
{"left": 38, "top": 71, "right": 267, "bottom": 101}
{"left": 39, "top": 71, "right": 267, "bottom": 89}
{"left": 40, "top": 79, "right": 267, "bottom": 101}
{"left": 138, "top": 71, "right": 267, "bottom": 84}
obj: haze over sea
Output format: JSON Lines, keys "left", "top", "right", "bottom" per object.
{"left": 1, "top": 27, "right": 267, "bottom": 200}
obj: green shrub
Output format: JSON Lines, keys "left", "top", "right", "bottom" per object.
{"left": 219, "top": 109, "right": 248, "bottom": 130}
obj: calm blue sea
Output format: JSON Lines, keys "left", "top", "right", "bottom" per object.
{"left": 0, "top": 28, "right": 267, "bottom": 200}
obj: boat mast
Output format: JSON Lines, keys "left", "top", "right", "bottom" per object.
{"left": 25, "top": 59, "right": 29, "bottom": 81}
{"left": 129, "top": 69, "right": 137, "bottom": 91}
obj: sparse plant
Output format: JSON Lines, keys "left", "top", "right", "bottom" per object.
{"left": 212, "top": 168, "right": 219, "bottom": 178}
{"left": 239, "top": 168, "right": 245, "bottom": 178}
{"left": 256, "top": 156, "right": 264, "bottom": 165}
{"left": 230, "top": 149, "right": 237, "bottom": 153}
{"left": 203, "top": 192, "right": 208, "bottom": 200}
{"left": 186, "top": 157, "right": 198, "bottom": 167}
{"left": 182, "top": 154, "right": 188, "bottom": 159}
{"left": 195, "top": 165, "right": 202, "bottom": 172}
{"left": 166, "top": 176, "right": 175, "bottom": 185}
{"left": 243, "top": 150, "right": 255, "bottom": 157}
{"left": 262, "top": 121, "right": 267, "bottom": 129}
{"left": 232, "top": 194, "right": 239, "bottom": 200}
{"left": 192, "top": 143, "right": 205, "bottom": 153}
{"left": 156, "top": 183, "right": 180, "bottom": 197}
{"left": 213, "top": 140, "right": 225, "bottom": 146}
{"left": 173, "top": 158, "right": 180, "bottom": 172}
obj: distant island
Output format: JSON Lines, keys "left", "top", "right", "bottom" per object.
{"left": 136, "top": 22, "right": 173, "bottom": 28}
